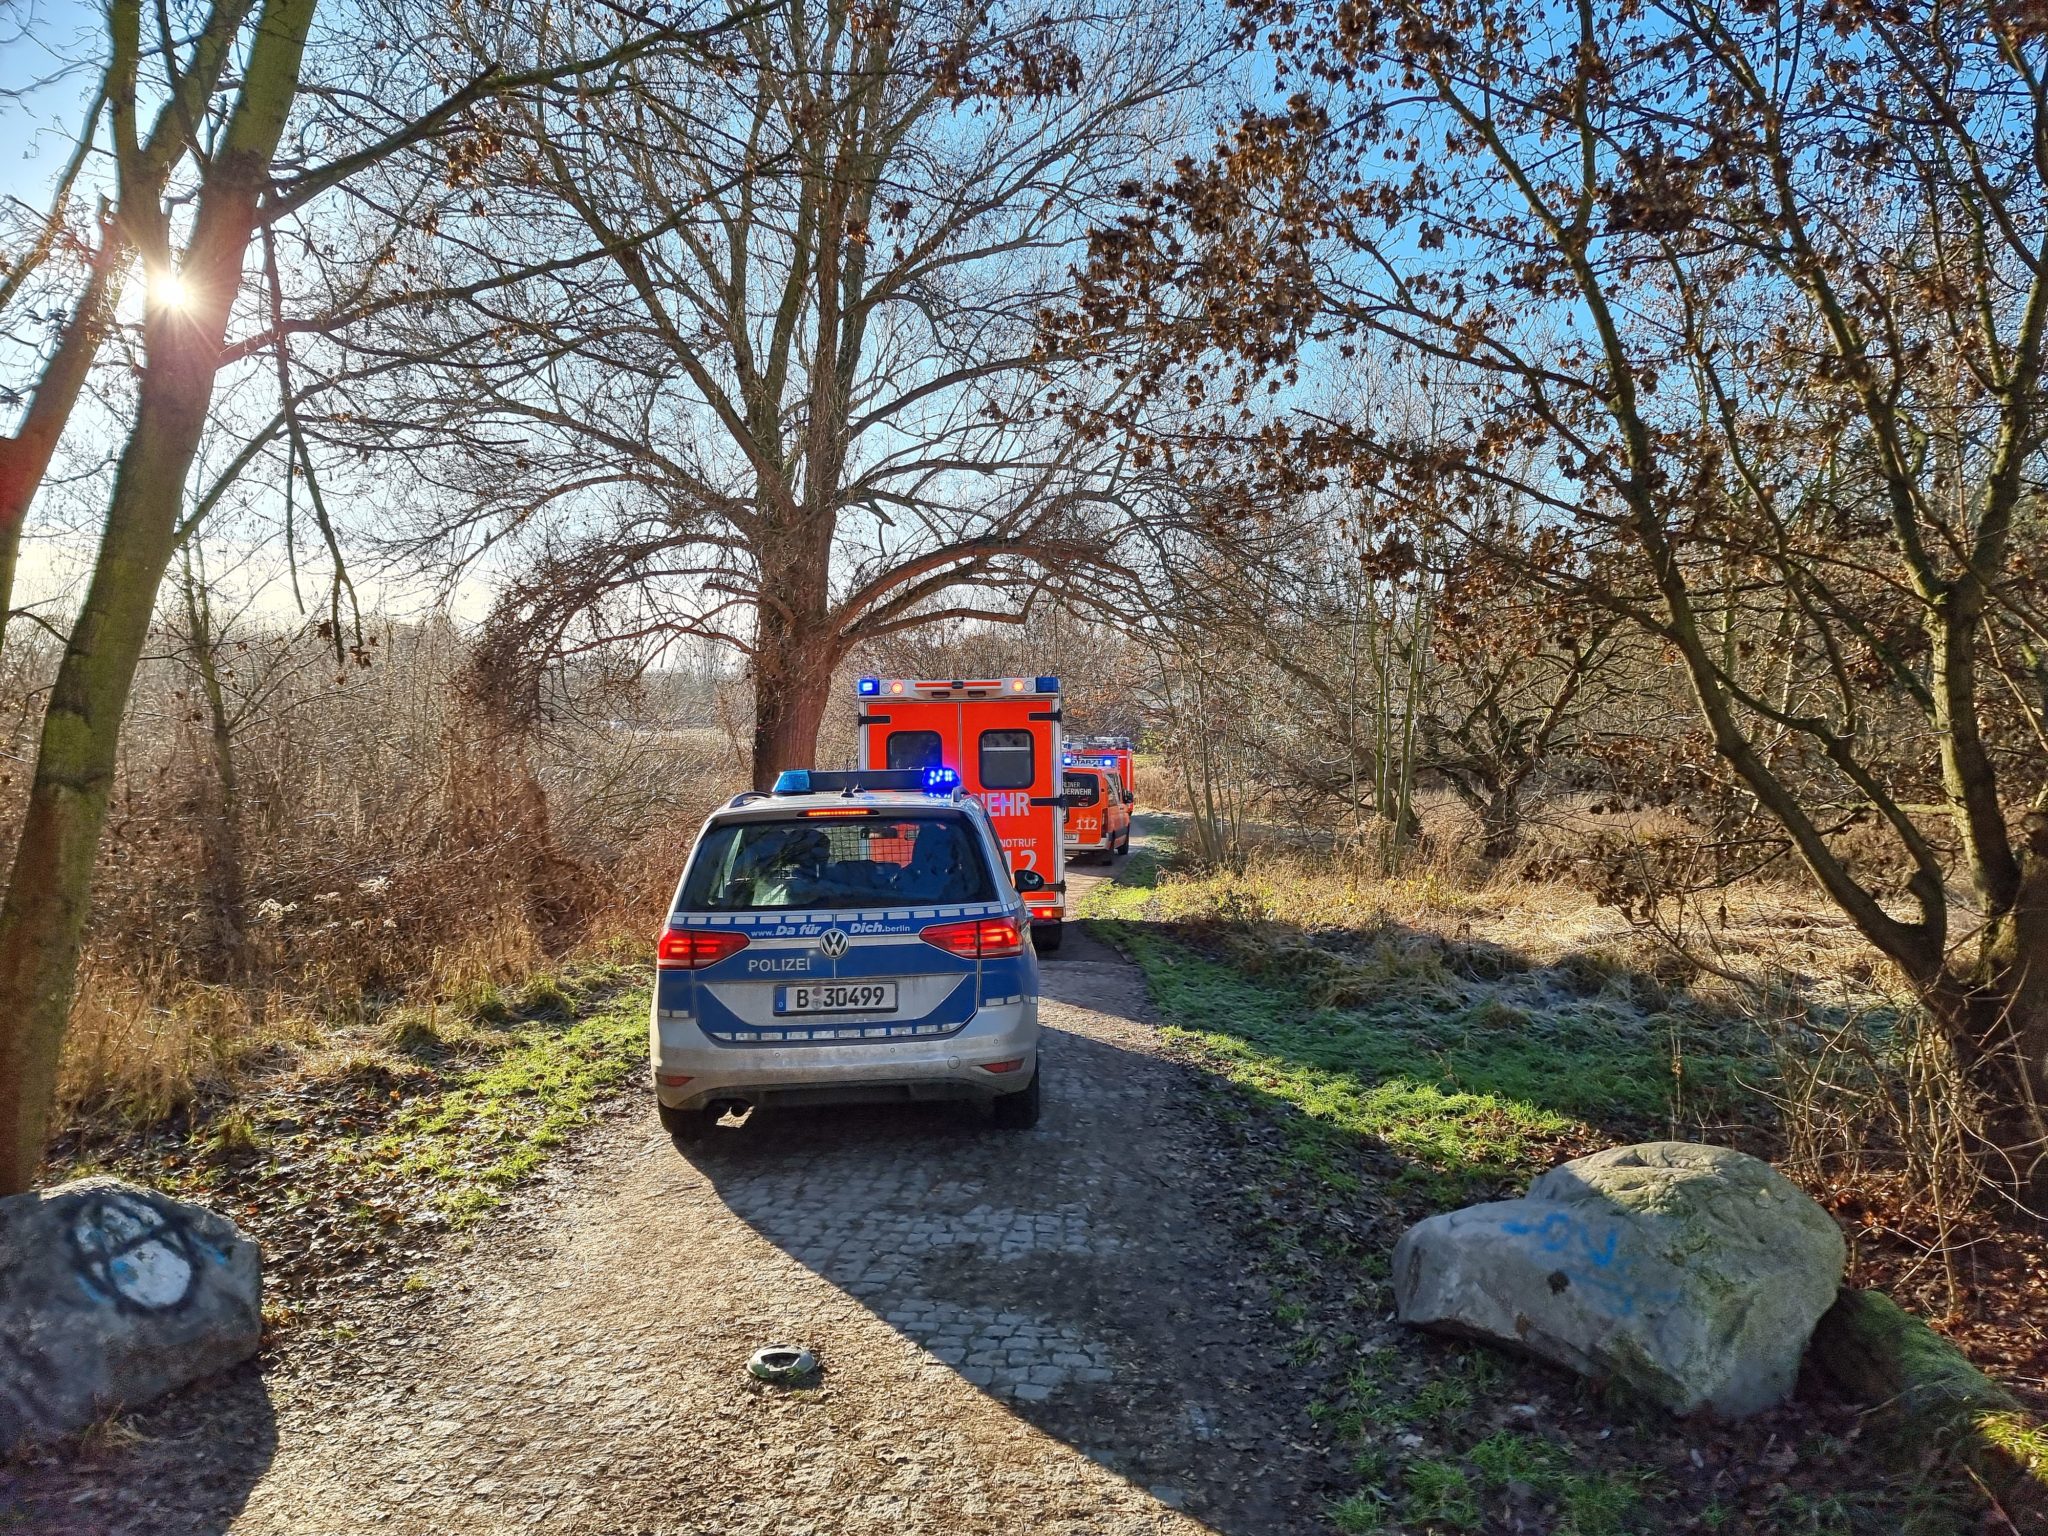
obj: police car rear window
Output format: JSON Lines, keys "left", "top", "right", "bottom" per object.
{"left": 676, "top": 814, "right": 997, "bottom": 911}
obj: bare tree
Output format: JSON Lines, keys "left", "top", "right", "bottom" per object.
{"left": 0, "top": 0, "right": 745, "bottom": 1193}
{"left": 355, "top": 0, "right": 1217, "bottom": 786}
{"left": 1422, "top": 534, "right": 1630, "bottom": 864}
{"left": 1077, "top": 0, "right": 2048, "bottom": 1198}
{"left": 0, "top": 0, "right": 253, "bottom": 649}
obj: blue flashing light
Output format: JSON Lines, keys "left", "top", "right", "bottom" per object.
{"left": 1035, "top": 675, "right": 1060, "bottom": 693}
{"left": 922, "top": 766, "right": 961, "bottom": 794}
{"left": 773, "top": 769, "right": 813, "bottom": 794}
{"left": 1062, "top": 753, "right": 1075, "bottom": 765}
{"left": 857, "top": 676, "right": 880, "bottom": 696}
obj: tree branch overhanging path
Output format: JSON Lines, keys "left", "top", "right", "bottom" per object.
{"left": 1067, "top": 0, "right": 2048, "bottom": 1203}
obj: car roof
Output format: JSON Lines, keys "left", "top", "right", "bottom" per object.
{"left": 708, "top": 791, "right": 987, "bottom": 823}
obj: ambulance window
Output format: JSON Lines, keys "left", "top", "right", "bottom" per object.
{"left": 885, "top": 730, "right": 943, "bottom": 770}
{"left": 979, "top": 729, "right": 1035, "bottom": 789}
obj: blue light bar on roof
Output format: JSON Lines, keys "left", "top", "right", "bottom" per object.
{"left": 770, "top": 768, "right": 959, "bottom": 797}
{"left": 857, "top": 676, "right": 880, "bottom": 696}
{"left": 1035, "top": 675, "right": 1060, "bottom": 693}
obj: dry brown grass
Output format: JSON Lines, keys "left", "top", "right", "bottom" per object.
{"left": 57, "top": 962, "right": 302, "bottom": 1129}
{"left": 1137, "top": 821, "right": 1873, "bottom": 987}
{"left": 12, "top": 620, "right": 744, "bottom": 1147}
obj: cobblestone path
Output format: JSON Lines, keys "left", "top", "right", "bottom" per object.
{"left": 9, "top": 864, "right": 1338, "bottom": 1534}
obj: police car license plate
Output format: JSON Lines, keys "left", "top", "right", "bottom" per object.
{"left": 775, "top": 982, "right": 899, "bottom": 1015}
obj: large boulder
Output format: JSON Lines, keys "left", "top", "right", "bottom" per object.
{"left": 0, "top": 1176, "right": 262, "bottom": 1448}
{"left": 1392, "top": 1142, "right": 1844, "bottom": 1418}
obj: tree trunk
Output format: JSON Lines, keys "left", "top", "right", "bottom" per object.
{"left": 181, "top": 555, "right": 249, "bottom": 976}
{"left": 747, "top": 510, "right": 840, "bottom": 789}
{"left": 1947, "top": 817, "right": 2048, "bottom": 1205}
{"left": 0, "top": 355, "right": 219, "bottom": 1191}
{"left": 1478, "top": 779, "right": 1523, "bottom": 863}
{"left": 0, "top": 0, "right": 313, "bottom": 1195}
{"left": 0, "top": 234, "right": 127, "bottom": 663}
{"left": 199, "top": 688, "right": 250, "bottom": 977}
{"left": 748, "top": 611, "right": 839, "bottom": 791}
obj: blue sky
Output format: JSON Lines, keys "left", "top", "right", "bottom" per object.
{"left": 1, "top": 0, "right": 104, "bottom": 209}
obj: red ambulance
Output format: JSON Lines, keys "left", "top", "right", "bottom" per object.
{"left": 856, "top": 676, "right": 1070, "bottom": 951}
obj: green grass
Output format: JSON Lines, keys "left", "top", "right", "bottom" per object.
{"left": 1466, "top": 1429, "right": 1569, "bottom": 1488}
{"left": 1110, "top": 929, "right": 1593, "bottom": 1199}
{"left": 1408, "top": 1376, "right": 1473, "bottom": 1425}
{"left": 1556, "top": 1472, "right": 1642, "bottom": 1536}
{"left": 1329, "top": 1492, "right": 1389, "bottom": 1534}
{"left": 1402, "top": 1460, "right": 1481, "bottom": 1530}
{"left": 1083, "top": 868, "right": 1748, "bottom": 1202}
{"left": 374, "top": 976, "right": 648, "bottom": 1223}
{"left": 1978, "top": 1409, "right": 2048, "bottom": 1478}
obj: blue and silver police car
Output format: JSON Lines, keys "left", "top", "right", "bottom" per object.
{"left": 651, "top": 767, "right": 1042, "bottom": 1141}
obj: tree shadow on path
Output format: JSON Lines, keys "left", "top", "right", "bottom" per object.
{"left": 682, "top": 993, "right": 1351, "bottom": 1536}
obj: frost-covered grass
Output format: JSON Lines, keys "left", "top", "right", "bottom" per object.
{"left": 1083, "top": 848, "right": 1758, "bottom": 1203}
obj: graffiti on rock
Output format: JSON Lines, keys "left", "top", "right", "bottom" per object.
{"left": 65, "top": 1189, "right": 220, "bottom": 1313}
{"left": 1499, "top": 1208, "right": 1682, "bottom": 1319}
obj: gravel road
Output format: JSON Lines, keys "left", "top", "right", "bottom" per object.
{"left": 6, "top": 858, "right": 1341, "bottom": 1535}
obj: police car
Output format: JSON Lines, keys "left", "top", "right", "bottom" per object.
{"left": 650, "top": 767, "right": 1042, "bottom": 1142}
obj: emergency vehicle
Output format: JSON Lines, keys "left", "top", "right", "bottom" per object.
{"left": 1060, "top": 759, "right": 1131, "bottom": 862}
{"left": 652, "top": 767, "right": 1041, "bottom": 1140}
{"left": 1070, "top": 737, "right": 1137, "bottom": 805}
{"left": 855, "top": 675, "right": 1069, "bottom": 950}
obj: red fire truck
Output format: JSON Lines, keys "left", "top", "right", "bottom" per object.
{"left": 855, "top": 675, "right": 1070, "bottom": 951}
{"left": 1070, "top": 737, "right": 1137, "bottom": 805}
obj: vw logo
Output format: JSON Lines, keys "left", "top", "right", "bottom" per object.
{"left": 817, "top": 928, "right": 850, "bottom": 960}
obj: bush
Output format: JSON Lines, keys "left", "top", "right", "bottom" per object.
{"left": 20, "top": 618, "right": 740, "bottom": 1142}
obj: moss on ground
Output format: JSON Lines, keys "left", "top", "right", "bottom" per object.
{"left": 59, "top": 961, "right": 653, "bottom": 1318}
{"left": 1977, "top": 1410, "right": 2048, "bottom": 1480}
{"left": 372, "top": 974, "right": 648, "bottom": 1223}
{"left": 1813, "top": 1289, "right": 2048, "bottom": 1521}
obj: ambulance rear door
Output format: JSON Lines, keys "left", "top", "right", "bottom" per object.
{"left": 855, "top": 676, "right": 1067, "bottom": 928}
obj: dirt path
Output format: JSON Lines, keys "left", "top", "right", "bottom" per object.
{"left": 7, "top": 858, "right": 1342, "bottom": 1535}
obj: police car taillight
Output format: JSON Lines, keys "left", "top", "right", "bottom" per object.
{"left": 657, "top": 928, "right": 751, "bottom": 969}
{"left": 919, "top": 916, "right": 1024, "bottom": 959}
